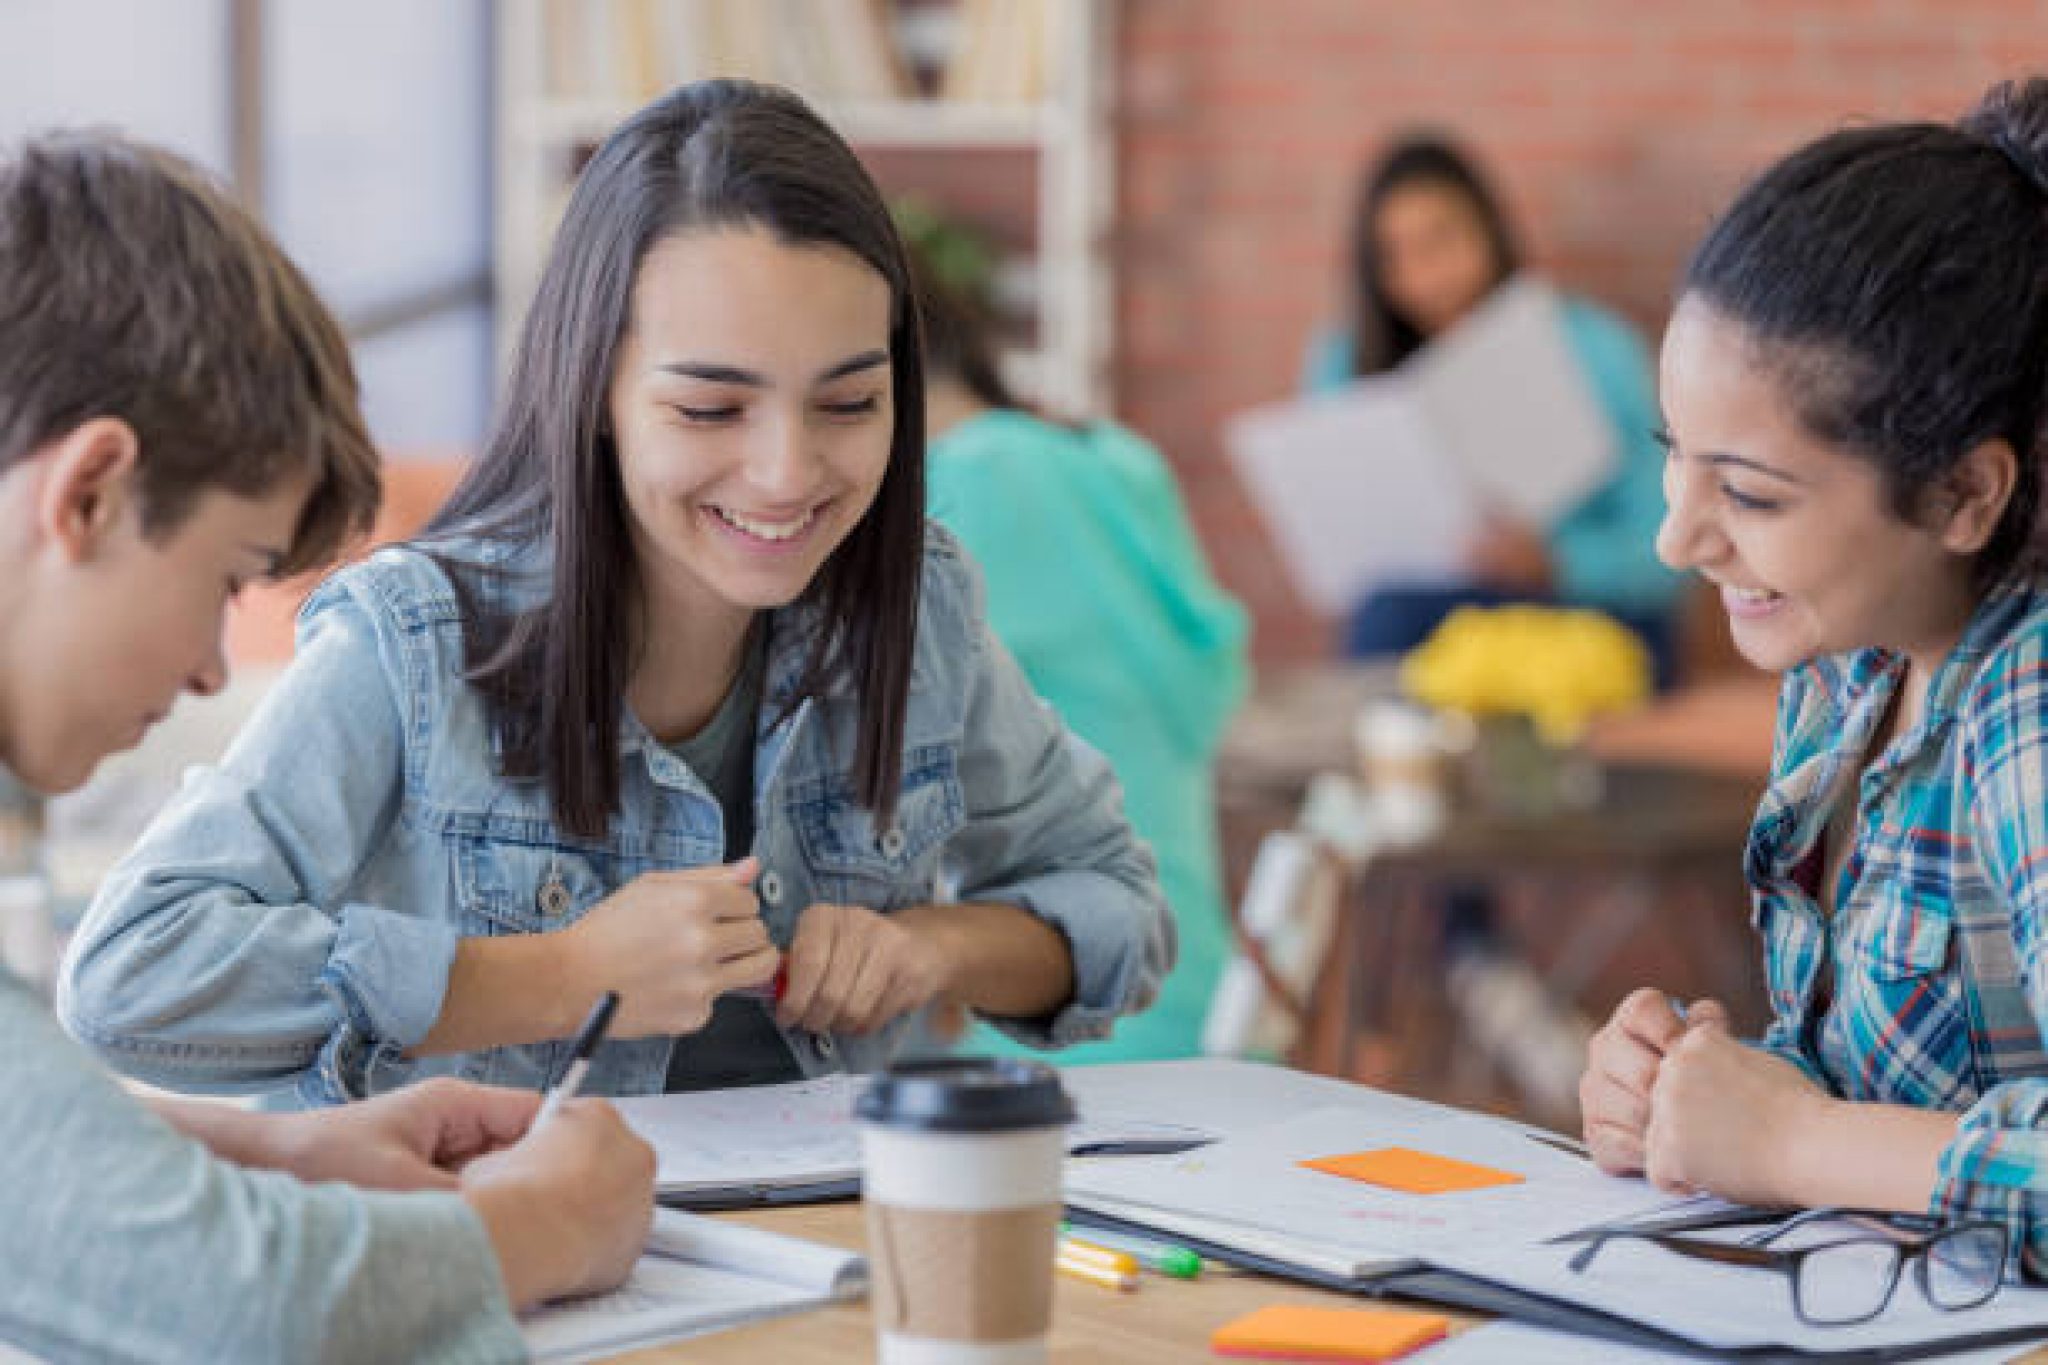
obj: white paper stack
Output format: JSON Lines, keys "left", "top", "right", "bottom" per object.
{"left": 1226, "top": 276, "right": 1616, "bottom": 614}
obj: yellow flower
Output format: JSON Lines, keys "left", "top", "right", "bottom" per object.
{"left": 1400, "top": 606, "right": 1652, "bottom": 743}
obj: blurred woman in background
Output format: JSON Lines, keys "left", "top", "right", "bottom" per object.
{"left": 1304, "top": 134, "right": 1681, "bottom": 680}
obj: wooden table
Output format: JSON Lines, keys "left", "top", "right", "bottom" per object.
{"left": 609, "top": 1201, "right": 1480, "bottom": 1363}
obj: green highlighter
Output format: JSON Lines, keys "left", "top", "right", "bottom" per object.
{"left": 1059, "top": 1221, "right": 1203, "bottom": 1279}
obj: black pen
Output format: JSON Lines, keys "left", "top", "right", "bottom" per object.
{"left": 537, "top": 991, "right": 619, "bottom": 1126}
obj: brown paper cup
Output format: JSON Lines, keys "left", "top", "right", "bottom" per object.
{"left": 859, "top": 1061, "right": 1073, "bottom": 1364}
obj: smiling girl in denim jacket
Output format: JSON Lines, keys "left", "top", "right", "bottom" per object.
{"left": 61, "top": 79, "right": 1172, "bottom": 1105}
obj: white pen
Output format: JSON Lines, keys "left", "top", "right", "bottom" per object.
{"left": 537, "top": 990, "right": 619, "bottom": 1126}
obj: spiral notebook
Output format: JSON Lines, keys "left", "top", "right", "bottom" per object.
{"left": 519, "top": 1207, "right": 866, "bottom": 1363}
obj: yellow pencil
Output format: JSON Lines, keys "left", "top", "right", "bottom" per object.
{"left": 1056, "top": 1235, "right": 1140, "bottom": 1275}
{"left": 1056, "top": 1249, "right": 1140, "bottom": 1292}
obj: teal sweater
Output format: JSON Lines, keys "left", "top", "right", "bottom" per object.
{"left": 1301, "top": 296, "right": 1681, "bottom": 618}
{"left": 929, "top": 410, "right": 1250, "bottom": 1062}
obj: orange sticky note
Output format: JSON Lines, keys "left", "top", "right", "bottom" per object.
{"left": 1299, "top": 1146, "right": 1524, "bottom": 1194}
{"left": 1212, "top": 1304, "right": 1450, "bottom": 1361}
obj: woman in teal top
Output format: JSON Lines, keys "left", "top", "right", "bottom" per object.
{"left": 917, "top": 253, "right": 1251, "bottom": 1062}
{"left": 1304, "top": 134, "right": 1681, "bottom": 679}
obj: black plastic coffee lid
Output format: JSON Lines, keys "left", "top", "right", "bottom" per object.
{"left": 856, "top": 1057, "right": 1075, "bottom": 1133}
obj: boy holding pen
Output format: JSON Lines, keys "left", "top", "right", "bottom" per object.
{"left": 0, "top": 131, "right": 655, "bottom": 1361}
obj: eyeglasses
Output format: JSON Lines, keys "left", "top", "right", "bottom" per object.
{"left": 1567, "top": 1207, "right": 2008, "bottom": 1327}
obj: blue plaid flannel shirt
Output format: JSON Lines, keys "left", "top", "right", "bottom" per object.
{"left": 1749, "top": 581, "right": 2048, "bottom": 1280}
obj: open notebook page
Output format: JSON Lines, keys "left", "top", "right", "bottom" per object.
{"left": 614, "top": 1072, "right": 1212, "bottom": 1198}
{"left": 520, "top": 1207, "right": 866, "bottom": 1364}
{"left": 1066, "top": 1104, "right": 1697, "bottom": 1282}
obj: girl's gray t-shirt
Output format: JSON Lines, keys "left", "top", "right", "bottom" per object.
{"left": 661, "top": 637, "right": 800, "bottom": 1093}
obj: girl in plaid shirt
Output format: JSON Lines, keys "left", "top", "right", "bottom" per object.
{"left": 1581, "top": 76, "right": 2048, "bottom": 1279}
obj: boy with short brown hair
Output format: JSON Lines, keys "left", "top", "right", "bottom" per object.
{"left": 0, "top": 131, "right": 653, "bottom": 1363}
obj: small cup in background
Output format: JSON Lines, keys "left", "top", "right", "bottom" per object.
{"left": 858, "top": 1058, "right": 1075, "bottom": 1364}
{"left": 1353, "top": 699, "right": 1460, "bottom": 844}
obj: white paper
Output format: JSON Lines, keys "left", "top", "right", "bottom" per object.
{"left": 519, "top": 1208, "right": 865, "bottom": 1364}
{"left": 1223, "top": 275, "right": 1616, "bottom": 613}
{"left": 616, "top": 1076, "right": 866, "bottom": 1195}
{"left": 1060, "top": 1058, "right": 1462, "bottom": 1144}
{"left": 1432, "top": 1226, "right": 2048, "bottom": 1356}
{"left": 1417, "top": 1321, "right": 2029, "bottom": 1364}
{"left": 1060, "top": 1061, "right": 1502, "bottom": 1281}
{"left": 1418, "top": 1321, "right": 1708, "bottom": 1364}
{"left": 1064, "top": 1105, "right": 1686, "bottom": 1266}
{"left": 1409, "top": 277, "right": 1616, "bottom": 526}
{"left": 1225, "top": 383, "right": 1473, "bottom": 614}
{"left": 614, "top": 1073, "right": 1214, "bottom": 1196}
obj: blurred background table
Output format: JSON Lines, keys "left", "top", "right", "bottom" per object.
{"left": 1319, "top": 762, "right": 1763, "bottom": 1113}
{"left": 1216, "top": 665, "right": 1770, "bottom": 1121}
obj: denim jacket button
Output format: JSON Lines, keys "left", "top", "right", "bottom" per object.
{"left": 878, "top": 827, "right": 907, "bottom": 859}
{"left": 536, "top": 870, "right": 573, "bottom": 918}
{"left": 816, "top": 1034, "right": 837, "bottom": 1059}
{"left": 759, "top": 871, "right": 784, "bottom": 905}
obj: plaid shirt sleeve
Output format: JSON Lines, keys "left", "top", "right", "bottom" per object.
{"left": 1943, "top": 633, "right": 2048, "bottom": 1281}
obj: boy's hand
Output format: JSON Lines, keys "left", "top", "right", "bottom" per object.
{"left": 264, "top": 1078, "right": 542, "bottom": 1191}
{"left": 155, "top": 1079, "right": 540, "bottom": 1194}
{"left": 461, "top": 1098, "right": 656, "bottom": 1309}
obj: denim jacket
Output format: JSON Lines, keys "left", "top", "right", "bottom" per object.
{"left": 60, "top": 523, "right": 1171, "bottom": 1104}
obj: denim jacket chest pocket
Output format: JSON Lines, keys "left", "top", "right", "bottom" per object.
{"left": 447, "top": 821, "right": 639, "bottom": 937}
{"left": 788, "top": 743, "right": 967, "bottom": 908}
{"left": 438, "top": 822, "right": 637, "bottom": 1086}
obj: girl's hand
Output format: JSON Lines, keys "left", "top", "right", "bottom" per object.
{"left": 1643, "top": 1015, "right": 1826, "bottom": 1204}
{"left": 1580, "top": 988, "right": 1726, "bottom": 1175}
{"left": 562, "top": 859, "right": 780, "bottom": 1038}
{"left": 776, "top": 902, "right": 955, "bottom": 1036}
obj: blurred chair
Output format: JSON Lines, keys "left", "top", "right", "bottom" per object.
{"left": 1203, "top": 830, "right": 1342, "bottom": 1061}
{"left": 225, "top": 453, "right": 468, "bottom": 666}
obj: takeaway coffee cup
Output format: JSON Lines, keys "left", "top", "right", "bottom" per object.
{"left": 857, "top": 1058, "right": 1075, "bottom": 1364}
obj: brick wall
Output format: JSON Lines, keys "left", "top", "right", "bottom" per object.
{"left": 1114, "top": 0, "right": 2047, "bottom": 662}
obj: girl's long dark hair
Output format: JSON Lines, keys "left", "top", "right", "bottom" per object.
{"left": 1348, "top": 134, "right": 1520, "bottom": 377}
{"left": 426, "top": 79, "right": 925, "bottom": 838}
